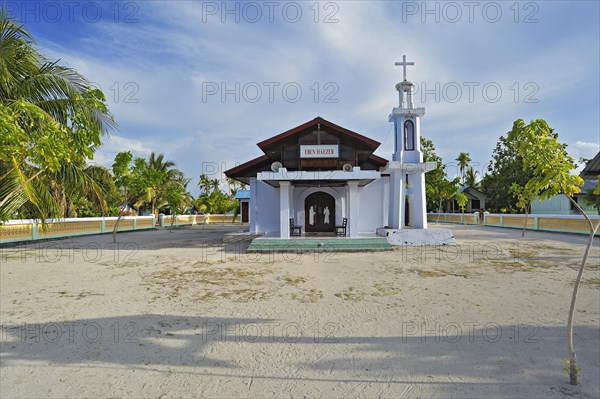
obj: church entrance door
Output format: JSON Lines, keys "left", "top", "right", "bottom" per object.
{"left": 305, "top": 192, "right": 335, "bottom": 233}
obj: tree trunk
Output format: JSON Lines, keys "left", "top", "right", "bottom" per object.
{"left": 565, "top": 195, "right": 599, "bottom": 385}
{"left": 521, "top": 205, "right": 529, "bottom": 237}
{"left": 169, "top": 214, "right": 176, "bottom": 232}
{"left": 112, "top": 213, "right": 122, "bottom": 243}
{"left": 436, "top": 200, "right": 443, "bottom": 223}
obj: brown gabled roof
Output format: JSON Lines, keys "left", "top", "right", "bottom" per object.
{"left": 257, "top": 116, "right": 381, "bottom": 150}
{"left": 369, "top": 153, "right": 388, "bottom": 166}
{"left": 580, "top": 151, "right": 600, "bottom": 179}
{"left": 224, "top": 154, "right": 270, "bottom": 179}
{"left": 225, "top": 118, "right": 387, "bottom": 182}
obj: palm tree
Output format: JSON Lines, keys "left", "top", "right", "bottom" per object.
{"left": 165, "top": 178, "right": 192, "bottom": 232}
{"left": 45, "top": 162, "right": 109, "bottom": 217}
{"left": 198, "top": 173, "right": 213, "bottom": 195}
{"left": 148, "top": 152, "right": 176, "bottom": 176}
{"left": 132, "top": 153, "right": 178, "bottom": 217}
{"left": 455, "top": 152, "right": 471, "bottom": 184}
{"left": 0, "top": 7, "right": 116, "bottom": 222}
{"left": 464, "top": 166, "right": 479, "bottom": 188}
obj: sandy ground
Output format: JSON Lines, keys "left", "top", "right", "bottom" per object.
{"left": 0, "top": 223, "right": 599, "bottom": 398}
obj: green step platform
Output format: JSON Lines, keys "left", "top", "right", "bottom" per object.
{"left": 247, "top": 237, "right": 393, "bottom": 252}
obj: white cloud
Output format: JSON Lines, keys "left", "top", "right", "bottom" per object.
{"left": 91, "top": 135, "right": 153, "bottom": 167}
{"left": 31, "top": 1, "right": 599, "bottom": 194}
{"left": 569, "top": 141, "right": 600, "bottom": 168}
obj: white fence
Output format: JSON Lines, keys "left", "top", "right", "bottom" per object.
{"left": 428, "top": 213, "right": 600, "bottom": 235}
{"left": 0, "top": 214, "right": 244, "bottom": 244}
{"left": 0, "top": 216, "right": 155, "bottom": 244}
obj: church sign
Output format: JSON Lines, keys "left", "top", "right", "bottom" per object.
{"left": 300, "top": 145, "right": 339, "bottom": 158}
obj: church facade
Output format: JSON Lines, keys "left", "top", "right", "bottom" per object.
{"left": 225, "top": 57, "right": 436, "bottom": 238}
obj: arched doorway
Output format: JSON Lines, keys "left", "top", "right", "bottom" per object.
{"left": 305, "top": 192, "right": 335, "bottom": 233}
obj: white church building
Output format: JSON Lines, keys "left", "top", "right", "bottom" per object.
{"left": 225, "top": 57, "right": 436, "bottom": 239}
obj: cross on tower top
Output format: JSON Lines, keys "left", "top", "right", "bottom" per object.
{"left": 394, "top": 55, "right": 414, "bottom": 81}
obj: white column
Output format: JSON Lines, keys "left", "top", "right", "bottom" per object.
{"left": 409, "top": 172, "right": 427, "bottom": 228}
{"left": 279, "top": 181, "right": 291, "bottom": 238}
{"left": 389, "top": 169, "right": 404, "bottom": 229}
{"left": 347, "top": 181, "right": 359, "bottom": 237}
{"left": 249, "top": 178, "right": 257, "bottom": 234}
{"left": 392, "top": 119, "right": 402, "bottom": 162}
{"left": 382, "top": 176, "right": 390, "bottom": 227}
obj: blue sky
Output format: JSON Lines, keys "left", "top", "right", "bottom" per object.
{"left": 7, "top": 0, "right": 600, "bottom": 194}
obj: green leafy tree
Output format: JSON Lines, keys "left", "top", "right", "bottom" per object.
{"left": 508, "top": 118, "right": 599, "bottom": 385}
{"left": 421, "top": 137, "right": 458, "bottom": 213}
{"left": 431, "top": 178, "right": 461, "bottom": 222}
{"left": 112, "top": 151, "right": 135, "bottom": 204}
{"left": 0, "top": 8, "right": 116, "bottom": 222}
{"left": 508, "top": 182, "right": 540, "bottom": 237}
{"left": 111, "top": 151, "right": 135, "bottom": 242}
{"left": 455, "top": 192, "right": 468, "bottom": 228}
{"left": 480, "top": 134, "right": 533, "bottom": 212}
{"left": 582, "top": 177, "right": 600, "bottom": 215}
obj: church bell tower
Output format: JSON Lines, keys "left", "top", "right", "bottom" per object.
{"left": 391, "top": 55, "right": 425, "bottom": 162}
{"left": 388, "top": 55, "right": 433, "bottom": 229}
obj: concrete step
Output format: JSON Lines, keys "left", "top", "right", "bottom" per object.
{"left": 247, "top": 237, "right": 393, "bottom": 252}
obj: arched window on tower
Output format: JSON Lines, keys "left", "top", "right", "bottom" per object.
{"left": 404, "top": 120, "right": 415, "bottom": 151}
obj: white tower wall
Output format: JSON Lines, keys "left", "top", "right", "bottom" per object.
{"left": 388, "top": 57, "right": 430, "bottom": 229}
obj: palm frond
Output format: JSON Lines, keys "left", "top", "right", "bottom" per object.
{"left": 0, "top": 168, "right": 27, "bottom": 221}
{"left": 9, "top": 161, "right": 61, "bottom": 223}
{"left": 52, "top": 162, "right": 109, "bottom": 215}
